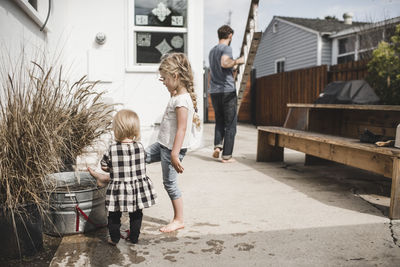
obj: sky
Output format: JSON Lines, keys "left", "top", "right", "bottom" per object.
{"left": 203, "top": 0, "right": 400, "bottom": 66}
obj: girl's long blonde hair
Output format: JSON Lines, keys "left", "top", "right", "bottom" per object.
{"left": 159, "top": 53, "right": 201, "bottom": 128}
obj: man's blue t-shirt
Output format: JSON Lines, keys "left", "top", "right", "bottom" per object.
{"left": 208, "top": 44, "right": 235, "bottom": 94}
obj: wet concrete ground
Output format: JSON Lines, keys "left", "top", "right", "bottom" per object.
{"left": 50, "top": 123, "right": 400, "bottom": 266}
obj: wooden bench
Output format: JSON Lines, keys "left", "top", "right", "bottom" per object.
{"left": 256, "top": 104, "right": 400, "bottom": 219}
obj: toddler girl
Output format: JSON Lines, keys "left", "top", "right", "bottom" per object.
{"left": 92, "top": 109, "right": 157, "bottom": 245}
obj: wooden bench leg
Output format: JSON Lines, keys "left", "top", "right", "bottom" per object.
{"left": 390, "top": 157, "right": 400, "bottom": 219}
{"left": 257, "top": 131, "right": 283, "bottom": 162}
{"left": 305, "top": 155, "right": 332, "bottom": 165}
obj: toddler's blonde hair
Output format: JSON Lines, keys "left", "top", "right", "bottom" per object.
{"left": 159, "top": 52, "right": 201, "bottom": 128}
{"left": 112, "top": 109, "right": 140, "bottom": 142}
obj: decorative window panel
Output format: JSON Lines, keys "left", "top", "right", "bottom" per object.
{"left": 128, "top": 0, "right": 188, "bottom": 70}
{"left": 135, "top": 32, "right": 186, "bottom": 64}
{"left": 135, "top": 0, "right": 187, "bottom": 27}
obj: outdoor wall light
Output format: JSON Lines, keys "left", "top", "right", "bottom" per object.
{"left": 95, "top": 32, "right": 106, "bottom": 45}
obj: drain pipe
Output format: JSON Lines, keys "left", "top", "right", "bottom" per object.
{"left": 40, "top": 0, "right": 51, "bottom": 32}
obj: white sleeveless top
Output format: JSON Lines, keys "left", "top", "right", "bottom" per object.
{"left": 157, "top": 93, "right": 194, "bottom": 150}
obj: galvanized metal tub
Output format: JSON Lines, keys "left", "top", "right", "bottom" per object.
{"left": 43, "top": 172, "right": 107, "bottom": 235}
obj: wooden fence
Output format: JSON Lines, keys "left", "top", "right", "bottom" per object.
{"left": 255, "top": 60, "right": 369, "bottom": 126}
{"left": 204, "top": 60, "right": 370, "bottom": 125}
{"left": 328, "top": 60, "right": 369, "bottom": 82}
{"left": 255, "top": 65, "right": 327, "bottom": 125}
{"left": 205, "top": 69, "right": 253, "bottom": 123}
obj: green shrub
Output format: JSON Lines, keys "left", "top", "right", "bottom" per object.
{"left": 367, "top": 24, "right": 400, "bottom": 105}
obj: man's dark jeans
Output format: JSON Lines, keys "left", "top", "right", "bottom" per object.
{"left": 210, "top": 91, "right": 237, "bottom": 159}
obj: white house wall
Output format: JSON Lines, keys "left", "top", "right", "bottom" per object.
{"left": 0, "top": 0, "right": 47, "bottom": 60}
{"left": 0, "top": 0, "right": 204, "bottom": 147}
{"left": 254, "top": 19, "right": 318, "bottom": 78}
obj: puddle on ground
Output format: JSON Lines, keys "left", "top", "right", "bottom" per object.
{"left": 160, "top": 236, "right": 179, "bottom": 242}
{"left": 231, "top": 233, "right": 246, "bottom": 237}
{"left": 193, "top": 222, "right": 219, "bottom": 227}
{"left": 164, "top": 255, "right": 177, "bottom": 262}
{"left": 163, "top": 249, "right": 179, "bottom": 256}
{"left": 201, "top": 239, "right": 225, "bottom": 254}
{"left": 234, "top": 243, "right": 255, "bottom": 251}
{"left": 126, "top": 251, "right": 146, "bottom": 264}
{"left": 185, "top": 236, "right": 200, "bottom": 240}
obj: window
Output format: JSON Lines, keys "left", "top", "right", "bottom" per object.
{"left": 359, "top": 29, "right": 382, "bottom": 50}
{"left": 384, "top": 26, "right": 396, "bottom": 42}
{"left": 337, "top": 36, "right": 356, "bottom": 63}
{"left": 335, "top": 25, "right": 398, "bottom": 64}
{"left": 337, "top": 54, "right": 354, "bottom": 64}
{"left": 13, "top": 0, "right": 50, "bottom": 32}
{"left": 128, "top": 0, "right": 188, "bottom": 71}
{"left": 28, "top": 0, "right": 38, "bottom": 10}
{"left": 275, "top": 58, "right": 285, "bottom": 73}
{"left": 338, "top": 36, "right": 355, "bottom": 54}
{"left": 272, "top": 22, "right": 278, "bottom": 33}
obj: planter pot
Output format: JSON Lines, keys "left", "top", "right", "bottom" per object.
{"left": 0, "top": 203, "right": 43, "bottom": 259}
{"left": 43, "top": 172, "right": 107, "bottom": 235}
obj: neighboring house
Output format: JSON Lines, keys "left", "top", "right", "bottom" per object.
{"left": 253, "top": 14, "right": 400, "bottom": 78}
{"left": 330, "top": 16, "right": 400, "bottom": 65}
{"left": 0, "top": 0, "right": 204, "bottom": 146}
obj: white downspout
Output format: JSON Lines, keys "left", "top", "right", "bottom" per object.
{"left": 317, "top": 34, "right": 322, "bottom": 65}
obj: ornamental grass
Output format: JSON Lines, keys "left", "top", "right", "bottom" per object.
{"left": 0, "top": 51, "right": 113, "bottom": 225}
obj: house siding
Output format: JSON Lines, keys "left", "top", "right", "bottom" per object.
{"left": 254, "top": 19, "right": 318, "bottom": 78}
{"left": 321, "top": 36, "right": 332, "bottom": 65}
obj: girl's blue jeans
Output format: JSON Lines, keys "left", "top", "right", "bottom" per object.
{"left": 145, "top": 142, "right": 186, "bottom": 200}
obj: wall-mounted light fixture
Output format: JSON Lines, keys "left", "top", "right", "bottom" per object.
{"left": 95, "top": 32, "right": 106, "bottom": 45}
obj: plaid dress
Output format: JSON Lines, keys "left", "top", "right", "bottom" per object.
{"left": 101, "top": 141, "right": 157, "bottom": 212}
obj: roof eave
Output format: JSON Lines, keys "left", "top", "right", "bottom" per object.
{"left": 275, "top": 17, "right": 320, "bottom": 35}
{"left": 330, "top": 16, "right": 400, "bottom": 38}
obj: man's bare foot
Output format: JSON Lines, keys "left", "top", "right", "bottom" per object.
{"left": 87, "top": 167, "right": 110, "bottom": 187}
{"left": 159, "top": 220, "right": 184, "bottom": 233}
{"left": 107, "top": 238, "right": 117, "bottom": 246}
{"left": 212, "top": 148, "right": 221, "bottom": 158}
{"left": 221, "top": 158, "right": 236, "bottom": 163}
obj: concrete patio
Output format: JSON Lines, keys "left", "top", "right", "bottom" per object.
{"left": 50, "top": 123, "right": 400, "bottom": 266}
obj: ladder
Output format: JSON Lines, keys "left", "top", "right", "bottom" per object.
{"left": 235, "top": 0, "right": 262, "bottom": 111}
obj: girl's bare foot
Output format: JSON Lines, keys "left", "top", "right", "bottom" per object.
{"left": 159, "top": 220, "right": 184, "bottom": 233}
{"left": 87, "top": 167, "right": 110, "bottom": 187}
{"left": 221, "top": 158, "right": 235, "bottom": 163}
{"left": 212, "top": 148, "right": 221, "bottom": 158}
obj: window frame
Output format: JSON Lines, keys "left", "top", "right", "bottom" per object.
{"left": 126, "top": 0, "right": 188, "bottom": 73}
{"left": 274, "top": 58, "right": 285, "bottom": 73}
{"left": 13, "top": 0, "right": 50, "bottom": 32}
{"left": 336, "top": 36, "right": 356, "bottom": 63}
{"left": 272, "top": 22, "right": 278, "bottom": 33}
{"left": 336, "top": 29, "right": 387, "bottom": 63}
